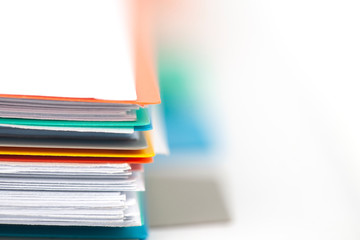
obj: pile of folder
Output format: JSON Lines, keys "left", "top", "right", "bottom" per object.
{"left": 0, "top": 1, "right": 159, "bottom": 239}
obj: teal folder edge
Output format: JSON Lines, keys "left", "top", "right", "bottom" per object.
{"left": 0, "top": 192, "right": 148, "bottom": 240}
{"left": 134, "top": 122, "right": 152, "bottom": 131}
{"left": 0, "top": 108, "right": 150, "bottom": 128}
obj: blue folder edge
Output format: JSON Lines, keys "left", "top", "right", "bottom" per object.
{"left": 134, "top": 123, "right": 152, "bottom": 131}
{"left": 0, "top": 192, "right": 148, "bottom": 240}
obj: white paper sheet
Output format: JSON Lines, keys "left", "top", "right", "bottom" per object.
{"left": 0, "top": 0, "right": 136, "bottom": 101}
{"left": 0, "top": 191, "right": 141, "bottom": 227}
{"left": 0, "top": 162, "right": 145, "bottom": 191}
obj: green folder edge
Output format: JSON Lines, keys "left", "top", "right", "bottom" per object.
{"left": 0, "top": 108, "right": 150, "bottom": 128}
{"left": 0, "top": 192, "right": 148, "bottom": 240}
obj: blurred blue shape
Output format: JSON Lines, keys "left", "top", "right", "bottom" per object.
{"left": 158, "top": 49, "right": 212, "bottom": 153}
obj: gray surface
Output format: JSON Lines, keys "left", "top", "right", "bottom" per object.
{"left": 146, "top": 175, "right": 230, "bottom": 227}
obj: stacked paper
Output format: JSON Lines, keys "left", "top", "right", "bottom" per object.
{"left": 0, "top": 0, "right": 160, "bottom": 239}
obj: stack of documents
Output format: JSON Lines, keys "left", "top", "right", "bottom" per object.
{"left": 0, "top": 0, "right": 160, "bottom": 239}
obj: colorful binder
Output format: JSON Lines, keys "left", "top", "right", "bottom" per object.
{"left": 0, "top": 0, "right": 160, "bottom": 239}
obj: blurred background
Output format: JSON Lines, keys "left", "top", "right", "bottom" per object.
{"left": 145, "top": 0, "right": 360, "bottom": 239}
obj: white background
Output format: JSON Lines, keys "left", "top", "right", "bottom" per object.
{"left": 150, "top": 0, "right": 360, "bottom": 239}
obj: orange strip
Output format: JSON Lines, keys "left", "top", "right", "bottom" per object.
{"left": 0, "top": 131, "right": 155, "bottom": 158}
{"left": 0, "top": 155, "right": 153, "bottom": 164}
